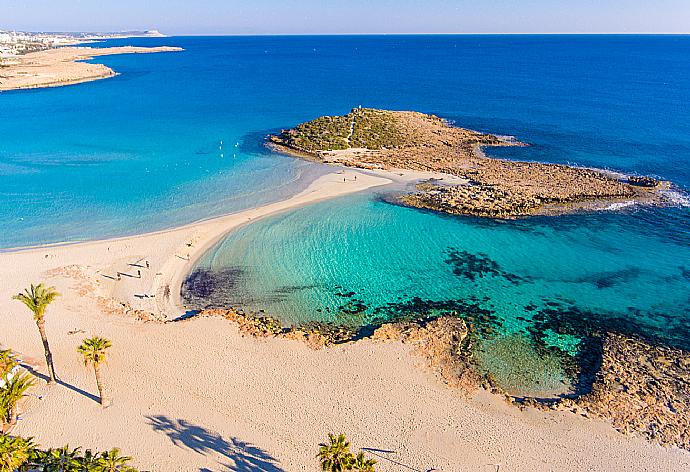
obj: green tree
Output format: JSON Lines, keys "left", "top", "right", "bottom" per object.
{"left": 0, "top": 434, "right": 139, "bottom": 472}
{"left": 93, "top": 448, "right": 136, "bottom": 472}
{"left": 77, "top": 337, "right": 112, "bottom": 408}
{"left": 0, "top": 373, "right": 35, "bottom": 429}
{"left": 12, "top": 284, "right": 61, "bottom": 383}
{"left": 317, "top": 433, "right": 354, "bottom": 472}
{"left": 0, "top": 434, "right": 35, "bottom": 472}
{"left": 40, "top": 445, "right": 82, "bottom": 471}
{"left": 352, "top": 452, "right": 376, "bottom": 472}
{"left": 74, "top": 449, "right": 99, "bottom": 471}
{"left": 0, "top": 351, "right": 17, "bottom": 379}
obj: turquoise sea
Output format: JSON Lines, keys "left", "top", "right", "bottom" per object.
{"left": 3, "top": 36, "right": 689, "bottom": 394}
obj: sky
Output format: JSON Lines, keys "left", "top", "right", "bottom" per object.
{"left": 1, "top": 0, "right": 689, "bottom": 35}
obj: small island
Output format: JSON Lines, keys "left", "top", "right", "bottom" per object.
{"left": 270, "top": 108, "right": 669, "bottom": 218}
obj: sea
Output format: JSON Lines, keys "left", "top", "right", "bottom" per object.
{"left": 2, "top": 35, "right": 689, "bottom": 394}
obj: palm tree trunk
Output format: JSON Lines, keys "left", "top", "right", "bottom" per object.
{"left": 8, "top": 402, "right": 17, "bottom": 427}
{"left": 93, "top": 364, "right": 111, "bottom": 407}
{"left": 36, "top": 320, "right": 56, "bottom": 383}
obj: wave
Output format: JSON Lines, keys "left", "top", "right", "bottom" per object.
{"left": 660, "top": 188, "right": 690, "bottom": 207}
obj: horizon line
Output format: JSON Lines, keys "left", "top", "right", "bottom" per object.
{"left": 2, "top": 29, "right": 690, "bottom": 36}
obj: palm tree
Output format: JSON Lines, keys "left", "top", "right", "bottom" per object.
{"left": 12, "top": 284, "right": 61, "bottom": 383}
{"left": 0, "top": 434, "right": 35, "bottom": 472}
{"left": 0, "top": 351, "right": 16, "bottom": 380}
{"left": 352, "top": 452, "right": 376, "bottom": 472}
{"left": 317, "top": 433, "right": 354, "bottom": 472}
{"left": 40, "top": 445, "right": 82, "bottom": 471}
{"left": 93, "top": 448, "right": 137, "bottom": 472}
{"left": 0, "top": 373, "right": 35, "bottom": 430}
{"left": 77, "top": 337, "right": 112, "bottom": 408}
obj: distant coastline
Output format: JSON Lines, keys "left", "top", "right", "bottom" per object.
{"left": 0, "top": 45, "right": 183, "bottom": 92}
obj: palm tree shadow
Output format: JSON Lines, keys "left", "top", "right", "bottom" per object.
{"left": 146, "top": 415, "right": 284, "bottom": 472}
{"left": 20, "top": 363, "right": 101, "bottom": 403}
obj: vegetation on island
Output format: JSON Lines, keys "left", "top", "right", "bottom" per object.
{"left": 12, "top": 284, "right": 61, "bottom": 383}
{"left": 274, "top": 108, "right": 417, "bottom": 152}
{"left": 317, "top": 433, "right": 376, "bottom": 471}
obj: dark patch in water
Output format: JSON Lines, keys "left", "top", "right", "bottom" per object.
{"left": 271, "top": 284, "right": 318, "bottom": 295}
{"left": 182, "top": 267, "right": 246, "bottom": 308}
{"left": 527, "top": 300, "right": 690, "bottom": 352}
{"left": 444, "top": 248, "right": 530, "bottom": 285}
{"left": 338, "top": 299, "right": 368, "bottom": 315}
{"left": 371, "top": 296, "right": 501, "bottom": 337}
{"left": 680, "top": 266, "right": 690, "bottom": 282}
{"left": 183, "top": 266, "right": 321, "bottom": 309}
{"left": 571, "top": 266, "right": 641, "bottom": 289}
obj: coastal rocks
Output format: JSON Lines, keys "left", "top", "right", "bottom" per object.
{"left": 270, "top": 108, "right": 668, "bottom": 218}
{"left": 372, "top": 316, "right": 482, "bottom": 393}
{"left": 628, "top": 176, "right": 660, "bottom": 187}
{"left": 574, "top": 333, "right": 690, "bottom": 450}
{"left": 200, "top": 302, "right": 690, "bottom": 451}
{"left": 198, "top": 308, "right": 332, "bottom": 349}
{"left": 401, "top": 182, "right": 542, "bottom": 218}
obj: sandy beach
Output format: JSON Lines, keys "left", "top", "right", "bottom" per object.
{"left": 0, "top": 46, "right": 182, "bottom": 91}
{"left": 0, "top": 168, "right": 688, "bottom": 471}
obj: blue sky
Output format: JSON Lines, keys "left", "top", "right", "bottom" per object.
{"left": 2, "top": 0, "right": 689, "bottom": 34}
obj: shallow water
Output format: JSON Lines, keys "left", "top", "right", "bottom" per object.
{"left": 186, "top": 191, "right": 690, "bottom": 344}
{"left": 185, "top": 191, "right": 690, "bottom": 393}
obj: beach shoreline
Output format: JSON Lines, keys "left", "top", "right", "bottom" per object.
{"left": 1, "top": 168, "right": 689, "bottom": 470}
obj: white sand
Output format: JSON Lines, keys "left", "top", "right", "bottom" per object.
{"left": 1, "top": 169, "right": 688, "bottom": 471}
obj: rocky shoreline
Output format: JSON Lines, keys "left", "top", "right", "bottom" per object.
{"left": 269, "top": 108, "right": 670, "bottom": 218}
{"left": 190, "top": 307, "right": 690, "bottom": 451}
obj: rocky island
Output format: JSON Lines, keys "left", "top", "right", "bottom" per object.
{"left": 269, "top": 108, "right": 669, "bottom": 218}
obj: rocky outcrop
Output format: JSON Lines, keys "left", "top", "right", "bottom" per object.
{"left": 372, "top": 316, "right": 482, "bottom": 393}
{"left": 197, "top": 305, "right": 690, "bottom": 450}
{"left": 573, "top": 333, "right": 689, "bottom": 449}
{"left": 197, "top": 308, "right": 332, "bottom": 349}
{"left": 270, "top": 108, "right": 668, "bottom": 218}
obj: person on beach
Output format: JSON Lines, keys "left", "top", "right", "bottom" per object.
{"left": 137, "top": 269, "right": 141, "bottom": 278}
{"left": 146, "top": 260, "right": 150, "bottom": 269}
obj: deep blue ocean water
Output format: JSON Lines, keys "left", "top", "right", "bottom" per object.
{"left": 3, "top": 35, "right": 689, "bottom": 393}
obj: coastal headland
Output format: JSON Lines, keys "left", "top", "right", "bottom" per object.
{"left": 269, "top": 108, "right": 670, "bottom": 218}
{"left": 0, "top": 45, "right": 183, "bottom": 91}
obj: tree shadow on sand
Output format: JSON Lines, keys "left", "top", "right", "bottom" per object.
{"left": 146, "top": 415, "right": 284, "bottom": 472}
